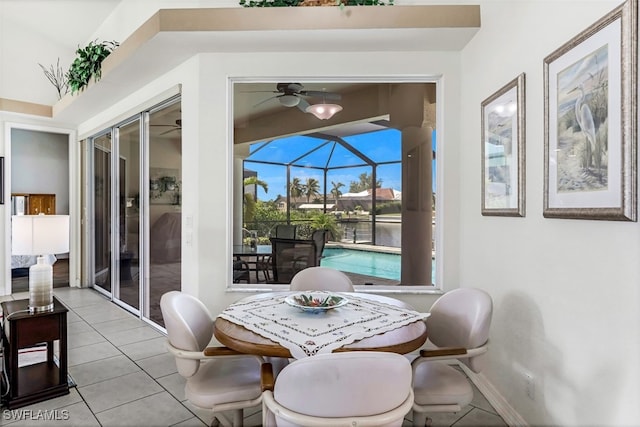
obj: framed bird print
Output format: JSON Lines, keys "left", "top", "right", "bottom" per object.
{"left": 481, "top": 73, "right": 526, "bottom": 217}
{"left": 543, "top": 0, "right": 637, "bottom": 221}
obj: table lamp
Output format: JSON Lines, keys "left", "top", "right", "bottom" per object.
{"left": 11, "top": 215, "right": 70, "bottom": 312}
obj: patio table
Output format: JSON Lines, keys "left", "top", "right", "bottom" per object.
{"left": 214, "top": 291, "right": 428, "bottom": 359}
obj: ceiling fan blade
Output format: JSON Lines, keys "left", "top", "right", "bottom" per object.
{"left": 240, "top": 90, "right": 279, "bottom": 94}
{"left": 159, "top": 128, "right": 180, "bottom": 136}
{"left": 300, "top": 90, "right": 341, "bottom": 100}
{"left": 253, "top": 95, "right": 279, "bottom": 108}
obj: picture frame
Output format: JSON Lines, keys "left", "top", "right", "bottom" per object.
{"left": 543, "top": 0, "right": 637, "bottom": 221}
{"left": 481, "top": 73, "right": 526, "bottom": 217}
{"left": 0, "top": 157, "right": 4, "bottom": 205}
{"left": 150, "top": 167, "right": 181, "bottom": 205}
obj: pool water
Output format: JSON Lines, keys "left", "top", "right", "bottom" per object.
{"left": 321, "top": 247, "right": 401, "bottom": 281}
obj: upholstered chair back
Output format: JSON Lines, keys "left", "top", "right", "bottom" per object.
{"left": 270, "top": 352, "right": 411, "bottom": 426}
{"left": 160, "top": 291, "right": 213, "bottom": 377}
{"left": 426, "top": 287, "right": 493, "bottom": 372}
{"left": 290, "top": 266, "right": 354, "bottom": 292}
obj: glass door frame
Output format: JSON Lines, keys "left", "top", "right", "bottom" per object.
{"left": 88, "top": 121, "right": 144, "bottom": 317}
{"left": 85, "top": 94, "right": 181, "bottom": 327}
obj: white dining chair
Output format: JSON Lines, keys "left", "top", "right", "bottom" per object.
{"left": 261, "top": 351, "right": 413, "bottom": 426}
{"left": 160, "top": 291, "right": 263, "bottom": 427}
{"left": 411, "top": 288, "right": 493, "bottom": 427}
{"left": 289, "top": 266, "right": 354, "bottom": 292}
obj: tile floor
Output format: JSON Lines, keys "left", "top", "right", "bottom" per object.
{"left": 0, "top": 287, "right": 508, "bottom": 427}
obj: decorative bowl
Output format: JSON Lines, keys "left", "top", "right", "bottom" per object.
{"left": 284, "top": 292, "right": 348, "bottom": 313}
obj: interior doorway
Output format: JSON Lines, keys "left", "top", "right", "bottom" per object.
{"left": 9, "top": 128, "right": 71, "bottom": 295}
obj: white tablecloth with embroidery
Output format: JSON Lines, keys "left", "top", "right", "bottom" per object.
{"left": 218, "top": 292, "right": 429, "bottom": 359}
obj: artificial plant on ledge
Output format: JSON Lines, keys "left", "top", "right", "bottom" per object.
{"left": 66, "top": 40, "right": 119, "bottom": 94}
{"left": 239, "top": 0, "right": 393, "bottom": 7}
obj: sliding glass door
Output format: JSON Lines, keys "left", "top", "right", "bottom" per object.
{"left": 88, "top": 96, "right": 181, "bottom": 327}
{"left": 148, "top": 100, "right": 182, "bottom": 326}
{"left": 93, "top": 133, "right": 112, "bottom": 294}
{"left": 116, "top": 119, "right": 141, "bottom": 311}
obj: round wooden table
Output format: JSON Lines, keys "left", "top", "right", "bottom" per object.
{"left": 214, "top": 292, "right": 428, "bottom": 358}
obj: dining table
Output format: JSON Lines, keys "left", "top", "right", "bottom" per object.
{"left": 214, "top": 291, "right": 428, "bottom": 359}
{"left": 233, "top": 244, "right": 272, "bottom": 283}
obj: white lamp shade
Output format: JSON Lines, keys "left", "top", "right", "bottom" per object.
{"left": 12, "top": 215, "right": 70, "bottom": 255}
{"left": 305, "top": 103, "right": 343, "bottom": 120}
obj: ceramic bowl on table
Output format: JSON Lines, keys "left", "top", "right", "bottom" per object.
{"left": 284, "top": 292, "right": 348, "bottom": 314}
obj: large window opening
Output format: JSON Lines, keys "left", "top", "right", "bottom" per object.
{"left": 232, "top": 81, "right": 436, "bottom": 287}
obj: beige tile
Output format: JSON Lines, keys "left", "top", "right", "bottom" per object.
{"left": 2, "top": 401, "right": 100, "bottom": 427}
{"left": 54, "top": 289, "right": 109, "bottom": 308}
{"left": 102, "top": 325, "right": 163, "bottom": 346}
{"left": 90, "top": 317, "right": 148, "bottom": 335}
{"left": 171, "top": 417, "right": 208, "bottom": 427}
{"left": 156, "top": 372, "right": 186, "bottom": 401}
{"left": 424, "top": 406, "right": 474, "bottom": 427}
{"left": 67, "top": 320, "right": 94, "bottom": 335}
{"left": 0, "top": 389, "right": 84, "bottom": 425}
{"left": 73, "top": 303, "right": 132, "bottom": 324}
{"left": 94, "top": 391, "right": 193, "bottom": 426}
{"left": 68, "top": 329, "right": 106, "bottom": 349}
{"left": 69, "top": 355, "right": 140, "bottom": 387}
{"left": 136, "top": 352, "right": 177, "bottom": 378}
{"left": 451, "top": 408, "right": 508, "bottom": 426}
{"left": 68, "top": 341, "right": 122, "bottom": 367}
{"left": 118, "top": 336, "right": 167, "bottom": 360}
{"left": 79, "top": 371, "right": 162, "bottom": 414}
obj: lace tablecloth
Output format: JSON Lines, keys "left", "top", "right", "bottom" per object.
{"left": 218, "top": 293, "right": 429, "bottom": 359}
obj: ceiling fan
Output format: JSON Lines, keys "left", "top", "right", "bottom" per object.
{"left": 250, "top": 83, "right": 342, "bottom": 112}
{"left": 151, "top": 119, "right": 182, "bottom": 136}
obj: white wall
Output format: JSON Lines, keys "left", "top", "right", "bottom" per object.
{"left": 11, "top": 129, "right": 69, "bottom": 214}
{"left": 182, "top": 50, "right": 462, "bottom": 313}
{"left": 459, "top": 1, "right": 640, "bottom": 425}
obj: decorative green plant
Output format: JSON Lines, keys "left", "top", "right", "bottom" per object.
{"left": 66, "top": 40, "right": 119, "bottom": 94}
{"left": 239, "top": 0, "right": 392, "bottom": 7}
{"left": 310, "top": 212, "right": 341, "bottom": 240}
{"left": 38, "top": 58, "right": 69, "bottom": 99}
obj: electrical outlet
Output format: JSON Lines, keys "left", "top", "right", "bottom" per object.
{"left": 525, "top": 372, "right": 535, "bottom": 400}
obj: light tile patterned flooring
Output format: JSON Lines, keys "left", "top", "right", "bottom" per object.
{"left": 0, "top": 287, "right": 507, "bottom": 427}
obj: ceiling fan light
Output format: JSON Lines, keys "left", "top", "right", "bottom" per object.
{"left": 279, "top": 95, "right": 300, "bottom": 107}
{"left": 305, "top": 103, "right": 343, "bottom": 120}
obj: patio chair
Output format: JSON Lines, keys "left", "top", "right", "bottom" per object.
{"left": 261, "top": 352, "right": 413, "bottom": 426}
{"left": 411, "top": 288, "right": 493, "bottom": 426}
{"left": 160, "top": 291, "right": 263, "bottom": 426}
{"left": 274, "top": 224, "right": 297, "bottom": 239}
{"left": 232, "top": 259, "right": 250, "bottom": 283}
{"left": 290, "top": 266, "right": 354, "bottom": 292}
{"left": 269, "top": 237, "right": 318, "bottom": 284}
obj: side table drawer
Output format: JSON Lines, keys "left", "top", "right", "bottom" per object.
{"left": 16, "top": 315, "right": 61, "bottom": 348}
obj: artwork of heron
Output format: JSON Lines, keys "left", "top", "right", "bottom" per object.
{"left": 556, "top": 46, "right": 608, "bottom": 192}
{"left": 569, "top": 84, "right": 597, "bottom": 171}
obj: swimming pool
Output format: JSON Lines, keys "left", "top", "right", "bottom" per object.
{"left": 321, "top": 247, "right": 401, "bottom": 281}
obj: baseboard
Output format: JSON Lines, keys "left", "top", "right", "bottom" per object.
{"left": 461, "top": 365, "right": 529, "bottom": 427}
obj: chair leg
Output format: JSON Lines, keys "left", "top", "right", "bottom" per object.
{"left": 413, "top": 410, "right": 429, "bottom": 427}
{"left": 231, "top": 409, "right": 243, "bottom": 427}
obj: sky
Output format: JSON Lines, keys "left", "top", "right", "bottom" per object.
{"left": 244, "top": 128, "right": 437, "bottom": 201}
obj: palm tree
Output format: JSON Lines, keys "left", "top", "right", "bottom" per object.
{"left": 289, "top": 177, "right": 303, "bottom": 205}
{"left": 243, "top": 176, "right": 268, "bottom": 225}
{"left": 302, "top": 178, "right": 320, "bottom": 203}
{"left": 330, "top": 181, "right": 344, "bottom": 209}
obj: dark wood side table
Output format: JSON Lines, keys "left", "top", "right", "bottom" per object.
{"left": 1, "top": 297, "right": 69, "bottom": 409}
